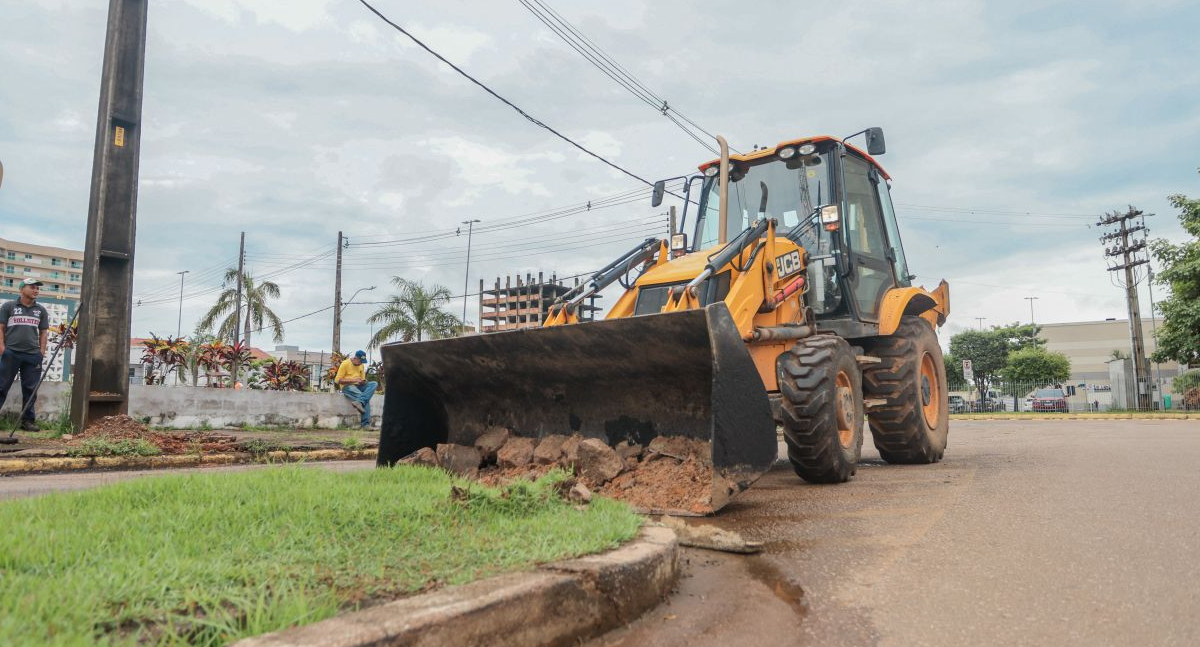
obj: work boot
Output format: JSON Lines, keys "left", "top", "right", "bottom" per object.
{"left": 349, "top": 399, "right": 365, "bottom": 414}
{"left": 20, "top": 420, "right": 39, "bottom": 432}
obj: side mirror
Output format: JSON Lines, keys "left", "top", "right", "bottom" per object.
{"left": 865, "top": 127, "right": 886, "bottom": 156}
{"left": 651, "top": 180, "right": 666, "bottom": 207}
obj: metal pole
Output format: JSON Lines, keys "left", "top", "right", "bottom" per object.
{"left": 175, "top": 270, "right": 189, "bottom": 337}
{"left": 1024, "top": 296, "right": 1038, "bottom": 325}
{"left": 332, "top": 231, "right": 343, "bottom": 354}
{"left": 460, "top": 219, "right": 480, "bottom": 334}
{"left": 975, "top": 317, "right": 986, "bottom": 330}
{"left": 70, "top": 0, "right": 149, "bottom": 432}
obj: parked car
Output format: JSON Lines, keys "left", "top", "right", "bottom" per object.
{"left": 1031, "top": 388, "right": 1069, "bottom": 412}
{"left": 948, "top": 395, "right": 967, "bottom": 413}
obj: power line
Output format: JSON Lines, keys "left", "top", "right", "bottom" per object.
{"left": 895, "top": 203, "right": 1100, "bottom": 219}
{"left": 517, "top": 0, "right": 731, "bottom": 155}
{"left": 356, "top": 0, "right": 678, "bottom": 194}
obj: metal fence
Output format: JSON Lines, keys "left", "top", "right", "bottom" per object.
{"left": 947, "top": 380, "right": 1199, "bottom": 413}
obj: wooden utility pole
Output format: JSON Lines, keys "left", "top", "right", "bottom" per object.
{"left": 70, "top": 0, "right": 149, "bottom": 431}
{"left": 1099, "top": 207, "right": 1152, "bottom": 410}
{"left": 332, "top": 231, "right": 343, "bottom": 354}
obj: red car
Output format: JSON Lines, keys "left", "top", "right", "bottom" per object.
{"left": 1032, "top": 388, "right": 1068, "bottom": 412}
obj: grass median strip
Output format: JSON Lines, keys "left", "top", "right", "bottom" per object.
{"left": 0, "top": 464, "right": 641, "bottom": 646}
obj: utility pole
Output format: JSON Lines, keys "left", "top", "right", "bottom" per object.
{"left": 70, "top": 0, "right": 149, "bottom": 432}
{"left": 1099, "top": 207, "right": 1152, "bottom": 410}
{"left": 459, "top": 219, "right": 480, "bottom": 335}
{"left": 175, "top": 270, "right": 189, "bottom": 338}
{"left": 1023, "top": 296, "right": 1039, "bottom": 325}
{"left": 332, "top": 231, "right": 343, "bottom": 354}
{"left": 974, "top": 317, "right": 986, "bottom": 331}
{"left": 231, "top": 232, "right": 245, "bottom": 385}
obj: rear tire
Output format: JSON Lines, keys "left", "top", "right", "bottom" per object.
{"left": 861, "top": 316, "right": 949, "bottom": 464}
{"left": 777, "top": 335, "right": 864, "bottom": 483}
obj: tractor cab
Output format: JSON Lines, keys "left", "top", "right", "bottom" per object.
{"left": 662, "top": 130, "right": 914, "bottom": 337}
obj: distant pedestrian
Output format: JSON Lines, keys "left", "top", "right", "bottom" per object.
{"left": 335, "top": 350, "right": 377, "bottom": 428}
{"left": 0, "top": 278, "right": 50, "bottom": 432}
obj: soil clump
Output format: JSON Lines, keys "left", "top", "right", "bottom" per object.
{"left": 413, "top": 432, "right": 714, "bottom": 513}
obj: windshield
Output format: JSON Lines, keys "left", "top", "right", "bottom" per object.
{"left": 694, "top": 148, "right": 833, "bottom": 250}
{"left": 1035, "top": 389, "right": 1065, "bottom": 398}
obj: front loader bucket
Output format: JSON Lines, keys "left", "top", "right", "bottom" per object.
{"left": 378, "top": 302, "right": 777, "bottom": 514}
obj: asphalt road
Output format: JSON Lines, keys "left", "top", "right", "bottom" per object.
{"left": 587, "top": 419, "right": 1200, "bottom": 647}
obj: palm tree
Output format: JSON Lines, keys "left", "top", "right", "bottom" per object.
{"left": 197, "top": 269, "right": 285, "bottom": 348}
{"left": 367, "top": 278, "right": 460, "bottom": 347}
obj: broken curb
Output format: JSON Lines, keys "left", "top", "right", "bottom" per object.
{"left": 0, "top": 448, "right": 377, "bottom": 475}
{"left": 233, "top": 526, "right": 679, "bottom": 647}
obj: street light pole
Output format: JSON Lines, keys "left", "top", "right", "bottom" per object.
{"left": 339, "top": 285, "right": 376, "bottom": 353}
{"left": 175, "top": 270, "right": 189, "bottom": 338}
{"left": 975, "top": 317, "right": 986, "bottom": 331}
{"left": 459, "top": 219, "right": 481, "bottom": 335}
{"left": 1024, "top": 296, "right": 1039, "bottom": 325}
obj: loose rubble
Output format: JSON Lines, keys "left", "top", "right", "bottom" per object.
{"left": 400, "top": 432, "right": 715, "bottom": 513}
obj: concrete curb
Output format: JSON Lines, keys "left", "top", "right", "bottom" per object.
{"left": 232, "top": 526, "right": 679, "bottom": 647}
{"left": 0, "top": 448, "right": 378, "bottom": 475}
{"left": 951, "top": 414, "right": 1197, "bottom": 421}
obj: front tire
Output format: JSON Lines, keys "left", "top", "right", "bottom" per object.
{"left": 861, "top": 316, "right": 950, "bottom": 464}
{"left": 777, "top": 335, "right": 864, "bottom": 483}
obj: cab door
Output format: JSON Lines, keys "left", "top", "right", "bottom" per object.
{"left": 840, "top": 154, "right": 897, "bottom": 322}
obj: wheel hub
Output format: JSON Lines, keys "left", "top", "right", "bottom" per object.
{"left": 920, "top": 375, "right": 932, "bottom": 407}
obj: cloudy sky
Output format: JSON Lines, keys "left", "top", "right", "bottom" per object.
{"left": 2, "top": 0, "right": 1198, "bottom": 352}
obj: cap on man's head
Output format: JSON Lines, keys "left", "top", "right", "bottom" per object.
{"left": 19, "top": 278, "right": 43, "bottom": 288}
{"left": 354, "top": 350, "right": 367, "bottom": 360}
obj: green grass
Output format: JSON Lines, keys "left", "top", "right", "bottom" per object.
{"left": 67, "top": 437, "right": 162, "bottom": 457}
{"left": 0, "top": 466, "right": 641, "bottom": 646}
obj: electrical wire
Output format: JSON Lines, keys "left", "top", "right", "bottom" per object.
{"left": 356, "top": 0, "right": 682, "bottom": 196}
{"left": 517, "top": 0, "right": 732, "bottom": 154}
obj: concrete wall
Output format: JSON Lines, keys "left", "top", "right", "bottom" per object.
{"left": 1, "top": 382, "right": 385, "bottom": 429}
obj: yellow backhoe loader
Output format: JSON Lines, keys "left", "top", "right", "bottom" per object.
{"left": 378, "top": 128, "right": 950, "bottom": 514}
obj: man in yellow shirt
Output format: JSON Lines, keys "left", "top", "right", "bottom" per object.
{"left": 335, "top": 350, "right": 377, "bottom": 428}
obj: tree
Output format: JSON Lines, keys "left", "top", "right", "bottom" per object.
{"left": 366, "top": 278, "right": 461, "bottom": 347}
{"left": 1149, "top": 174, "right": 1200, "bottom": 365}
{"left": 1001, "top": 347, "right": 1071, "bottom": 386}
{"left": 197, "top": 269, "right": 285, "bottom": 348}
{"left": 946, "top": 322, "right": 1047, "bottom": 408}
{"left": 947, "top": 329, "right": 1010, "bottom": 399}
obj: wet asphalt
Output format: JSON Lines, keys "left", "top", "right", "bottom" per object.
{"left": 585, "top": 419, "right": 1200, "bottom": 647}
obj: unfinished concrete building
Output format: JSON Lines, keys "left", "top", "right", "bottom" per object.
{"left": 479, "top": 272, "right": 600, "bottom": 332}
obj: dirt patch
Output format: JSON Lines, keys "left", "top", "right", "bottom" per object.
{"left": 598, "top": 455, "right": 712, "bottom": 515}
{"left": 426, "top": 433, "right": 714, "bottom": 514}
{"left": 74, "top": 415, "right": 239, "bottom": 455}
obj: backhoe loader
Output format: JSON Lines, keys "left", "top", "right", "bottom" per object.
{"left": 378, "top": 128, "right": 950, "bottom": 514}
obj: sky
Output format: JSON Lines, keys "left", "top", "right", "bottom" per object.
{"left": 1, "top": 0, "right": 1198, "bottom": 353}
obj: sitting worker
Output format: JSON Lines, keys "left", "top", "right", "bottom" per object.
{"left": 335, "top": 350, "right": 377, "bottom": 428}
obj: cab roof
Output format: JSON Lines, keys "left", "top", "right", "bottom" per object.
{"left": 697, "top": 135, "right": 890, "bottom": 181}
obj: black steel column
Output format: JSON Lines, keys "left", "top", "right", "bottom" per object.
{"left": 71, "top": 0, "right": 149, "bottom": 431}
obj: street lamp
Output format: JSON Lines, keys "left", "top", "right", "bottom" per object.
{"left": 974, "top": 317, "right": 986, "bottom": 331}
{"left": 1024, "top": 296, "right": 1039, "bottom": 325}
{"left": 175, "top": 270, "right": 189, "bottom": 337}
{"left": 458, "top": 219, "right": 481, "bottom": 335}
{"left": 341, "top": 285, "right": 376, "bottom": 312}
